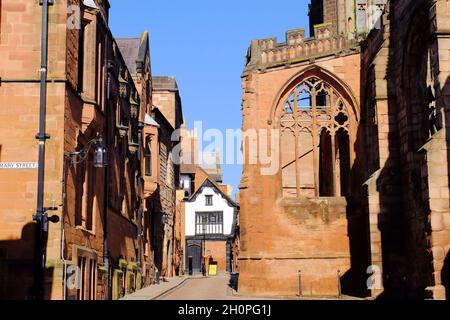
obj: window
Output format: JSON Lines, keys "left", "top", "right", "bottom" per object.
{"left": 121, "top": 266, "right": 127, "bottom": 298}
{"left": 88, "top": 259, "right": 96, "bottom": 300}
{"left": 357, "top": 0, "right": 387, "bottom": 34}
{"left": 75, "top": 150, "right": 95, "bottom": 231}
{"left": 82, "top": 161, "right": 95, "bottom": 231}
{"left": 129, "top": 271, "right": 137, "bottom": 294}
{"left": 77, "top": 256, "right": 86, "bottom": 300}
{"left": 205, "top": 195, "right": 213, "bottom": 206}
{"left": 180, "top": 175, "right": 193, "bottom": 196}
{"left": 77, "top": 23, "right": 85, "bottom": 93}
{"left": 96, "top": 32, "right": 104, "bottom": 106}
{"left": 0, "top": 1, "right": 2, "bottom": 42}
{"left": 279, "top": 76, "right": 352, "bottom": 198}
{"left": 77, "top": 254, "right": 97, "bottom": 300}
{"left": 427, "top": 49, "right": 440, "bottom": 136}
{"left": 166, "top": 153, "right": 174, "bottom": 185}
{"left": 195, "top": 212, "right": 223, "bottom": 235}
{"left": 357, "top": 1, "right": 367, "bottom": 34}
{"left": 78, "top": 13, "right": 99, "bottom": 99}
{"left": 144, "top": 136, "right": 152, "bottom": 176}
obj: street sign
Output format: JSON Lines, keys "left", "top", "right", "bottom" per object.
{"left": 0, "top": 162, "right": 38, "bottom": 169}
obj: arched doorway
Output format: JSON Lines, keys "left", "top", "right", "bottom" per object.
{"left": 186, "top": 241, "right": 202, "bottom": 275}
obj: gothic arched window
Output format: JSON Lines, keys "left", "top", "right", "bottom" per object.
{"left": 278, "top": 76, "right": 352, "bottom": 198}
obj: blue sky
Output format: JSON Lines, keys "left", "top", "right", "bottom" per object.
{"left": 109, "top": 0, "right": 311, "bottom": 195}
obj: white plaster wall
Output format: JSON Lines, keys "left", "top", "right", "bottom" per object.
{"left": 185, "top": 186, "right": 235, "bottom": 236}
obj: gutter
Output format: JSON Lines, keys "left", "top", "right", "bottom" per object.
{"left": 61, "top": 157, "right": 69, "bottom": 300}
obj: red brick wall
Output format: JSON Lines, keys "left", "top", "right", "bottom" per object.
{"left": 205, "top": 240, "right": 227, "bottom": 272}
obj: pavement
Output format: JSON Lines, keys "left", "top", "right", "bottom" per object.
{"left": 120, "top": 276, "right": 190, "bottom": 300}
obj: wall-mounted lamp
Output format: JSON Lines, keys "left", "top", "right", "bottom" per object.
{"left": 93, "top": 139, "right": 108, "bottom": 168}
{"left": 67, "top": 138, "right": 108, "bottom": 168}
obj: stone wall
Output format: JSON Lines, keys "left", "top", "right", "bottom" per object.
{"left": 358, "top": 0, "right": 450, "bottom": 300}
{"left": 240, "top": 0, "right": 450, "bottom": 300}
{"left": 0, "top": 0, "right": 69, "bottom": 300}
{"left": 240, "top": 22, "right": 361, "bottom": 296}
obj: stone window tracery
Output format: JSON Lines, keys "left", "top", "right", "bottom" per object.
{"left": 357, "top": 0, "right": 367, "bottom": 33}
{"left": 357, "top": 0, "right": 387, "bottom": 34}
{"left": 426, "top": 49, "right": 439, "bottom": 136}
{"left": 279, "top": 76, "right": 352, "bottom": 198}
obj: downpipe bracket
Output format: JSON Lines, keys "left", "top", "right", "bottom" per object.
{"left": 35, "top": 133, "right": 50, "bottom": 141}
{"left": 33, "top": 207, "right": 59, "bottom": 232}
{"left": 39, "top": 0, "right": 54, "bottom": 5}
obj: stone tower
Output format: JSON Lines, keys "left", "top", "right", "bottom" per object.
{"left": 309, "top": 1, "right": 387, "bottom": 38}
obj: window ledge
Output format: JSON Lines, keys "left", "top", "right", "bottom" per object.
{"left": 75, "top": 225, "right": 96, "bottom": 236}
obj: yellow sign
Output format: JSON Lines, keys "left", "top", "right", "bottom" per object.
{"left": 208, "top": 264, "right": 218, "bottom": 276}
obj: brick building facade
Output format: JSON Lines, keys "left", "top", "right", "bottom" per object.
{"left": 0, "top": 0, "right": 183, "bottom": 300}
{"left": 239, "top": 0, "right": 450, "bottom": 300}
{"left": 149, "top": 76, "right": 183, "bottom": 278}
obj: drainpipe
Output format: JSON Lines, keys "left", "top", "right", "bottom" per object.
{"left": 61, "top": 157, "right": 68, "bottom": 300}
{"left": 104, "top": 35, "right": 112, "bottom": 300}
{"left": 33, "top": 0, "right": 53, "bottom": 301}
{"left": 137, "top": 122, "right": 144, "bottom": 277}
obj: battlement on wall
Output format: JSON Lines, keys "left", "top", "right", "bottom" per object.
{"left": 245, "top": 23, "right": 359, "bottom": 71}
